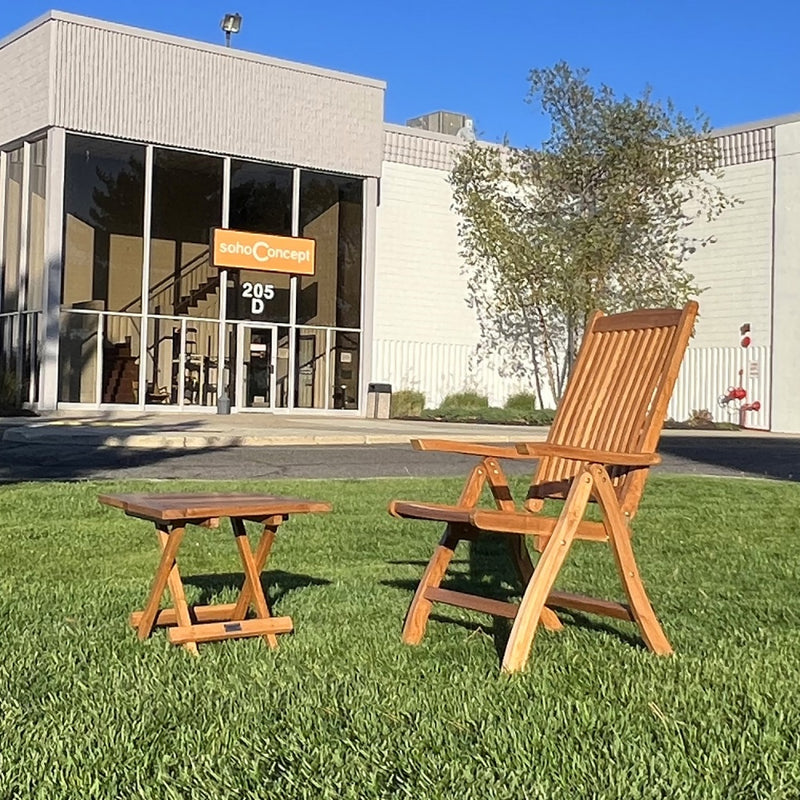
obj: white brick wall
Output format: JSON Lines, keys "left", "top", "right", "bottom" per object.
{"left": 374, "top": 161, "right": 477, "bottom": 344}
{"left": 373, "top": 160, "right": 536, "bottom": 406}
{"left": 682, "top": 160, "right": 774, "bottom": 350}
{"left": 0, "top": 21, "right": 51, "bottom": 145}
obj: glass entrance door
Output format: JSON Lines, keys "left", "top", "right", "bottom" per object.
{"left": 236, "top": 325, "right": 277, "bottom": 410}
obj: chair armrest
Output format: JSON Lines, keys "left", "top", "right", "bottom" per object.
{"left": 411, "top": 439, "right": 536, "bottom": 460}
{"left": 514, "top": 442, "right": 661, "bottom": 467}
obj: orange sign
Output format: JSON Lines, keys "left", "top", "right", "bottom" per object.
{"left": 212, "top": 228, "right": 316, "bottom": 275}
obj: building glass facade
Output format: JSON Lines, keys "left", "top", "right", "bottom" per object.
{"left": 18, "top": 132, "right": 367, "bottom": 412}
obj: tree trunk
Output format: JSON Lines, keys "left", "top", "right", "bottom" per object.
{"left": 521, "top": 306, "right": 546, "bottom": 409}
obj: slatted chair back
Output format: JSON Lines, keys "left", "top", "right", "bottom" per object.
{"left": 527, "top": 301, "right": 698, "bottom": 517}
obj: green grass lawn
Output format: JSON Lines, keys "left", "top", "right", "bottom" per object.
{"left": 1, "top": 475, "right": 799, "bottom": 799}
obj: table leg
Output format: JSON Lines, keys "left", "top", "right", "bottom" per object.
{"left": 231, "top": 518, "right": 279, "bottom": 649}
{"left": 137, "top": 524, "right": 186, "bottom": 642}
{"left": 231, "top": 519, "right": 278, "bottom": 620}
{"left": 156, "top": 525, "right": 198, "bottom": 656}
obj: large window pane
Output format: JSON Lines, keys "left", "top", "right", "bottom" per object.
{"left": 297, "top": 172, "right": 363, "bottom": 328}
{"left": 184, "top": 319, "right": 220, "bottom": 406}
{"left": 0, "top": 315, "right": 11, "bottom": 371}
{"left": 275, "top": 326, "right": 290, "bottom": 408}
{"left": 294, "top": 327, "right": 329, "bottom": 409}
{"left": 2, "top": 148, "right": 23, "bottom": 313}
{"left": 241, "top": 327, "right": 273, "bottom": 408}
{"left": 58, "top": 311, "right": 99, "bottom": 403}
{"left": 224, "top": 322, "right": 237, "bottom": 404}
{"left": 145, "top": 316, "right": 219, "bottom": 406}
{"left": 26, "top": 139, "right": 46, "bottom": 312}
{"left": 331, "top": 330, "right": 360, "bottom": 410}
{"left": 230, "top": 160, "right": 292, "bottom": 235}
{"left": 62, "top": 136, "right": 145, "bottom": 313}
{"left": 150, "top": 150, "right": 222, "bottom": 318}
{"left": 227, "top": 270, "right": 291, "bottom": 324}
{"left": 226, "top": 161, "right": 292, "bottom": 323}
{"left": 145, "top": 317, "right": 177, "bottom": 404}
{"left": 21, "top": 312, "right": 39, "bottom": 404}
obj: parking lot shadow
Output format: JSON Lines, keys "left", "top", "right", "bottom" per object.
{"left": 0, "top": 414, "right": 230, "bottom": 485}
{"left": 658, "top": 433, "right": 800, "bottom": 482}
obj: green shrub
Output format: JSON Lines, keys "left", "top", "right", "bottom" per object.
{"left": 390, "top": 389, "right": 425, "bottom": 418}
{"left": 420, "top": 406, "right": 555, "bottom": 426}
{"left": 687, "top": 408, "right": 715, "bottom": 428}
{"left": 439, "top": 391, "right": 489, "bottom": 410}
{"left": 504, "top": 392, "right": 537, "bottom": 412}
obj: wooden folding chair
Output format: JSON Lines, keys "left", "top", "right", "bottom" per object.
{"left": 389, "top": 302, "right": 698, "bottom": 673}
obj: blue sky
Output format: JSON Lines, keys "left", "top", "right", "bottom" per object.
{"left": 4, "top": 1, "right": 800, "bottom": 146}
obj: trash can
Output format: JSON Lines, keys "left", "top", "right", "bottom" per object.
{"left": 216, "top": 392, "right": 231, "bottom": 415}
{"left": 366, "top": 382, "right": 392, "bottom": 419}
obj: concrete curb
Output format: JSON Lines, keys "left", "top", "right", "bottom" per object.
{"left": 1, "top": 426, "right": 546, "bottom": 449}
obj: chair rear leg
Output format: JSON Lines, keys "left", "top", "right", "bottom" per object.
{"left": 502, "top": 472, "right": 594, "bottom": 673}
{"left": 588, "top": 465, "right": 673, "bottom": 655}
{"left": 506, "top": 537, "right": 563, "bottom": 633}
{"left": 402, "top": 525, "right": 461, "bottom": 645}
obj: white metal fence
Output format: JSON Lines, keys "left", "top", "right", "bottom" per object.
{"left": 668, "top": 345, "right": 771, "bottom": 430}
{"left": 374, "top": 338, "right": 772, "bottom": 430}
{"left": 371, "top": 339, "right": 532, "bottom": 408}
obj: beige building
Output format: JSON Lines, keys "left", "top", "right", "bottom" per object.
{"left": 2, "top": 11, "right": 800, "bottom": 432}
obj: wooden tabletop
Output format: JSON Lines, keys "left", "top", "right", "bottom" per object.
{"left": 98, "top": 492, "right": 332, "bottom": 522}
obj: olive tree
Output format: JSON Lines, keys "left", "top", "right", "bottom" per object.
{"left": 450, "top": 62, "right": 734, "bottom": 407}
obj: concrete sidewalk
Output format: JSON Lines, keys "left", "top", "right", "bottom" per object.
{"left": 0, "top": 411, "right": 554, "bottom": 449}
{"left": 0, "top": 411, "right": 777, "bottom": 450}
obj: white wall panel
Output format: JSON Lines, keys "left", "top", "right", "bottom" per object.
{"left": 50, "top": 17, "right": 384, "bottom": 177}
{"left": 771, "top": 120, "right": 800, "bottom": 434}
{"left": 375, "top": 161, "right": 477, "bottom": 344}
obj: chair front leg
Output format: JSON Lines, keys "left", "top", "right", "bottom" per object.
{"left": 502, "top": 471, "right": 594, "bottom": 673}
{"left": 402, "top": 524, "right": 461, "bottom": 645}
{"left": 588, "top": 464, "right": 673, "bottom": 655}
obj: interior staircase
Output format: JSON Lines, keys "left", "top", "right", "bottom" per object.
{"left": 174, "top": 273, "right": 220, "bottom": 315}
{"left": 102, "top": 339, "right": 139, "bottom": 403}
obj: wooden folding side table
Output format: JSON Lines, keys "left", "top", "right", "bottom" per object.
{"left": 98, "top": 492, "right": 331, "bottom": 654}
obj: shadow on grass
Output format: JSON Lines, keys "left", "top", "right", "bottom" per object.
{"left": 385, "top": 559, "right": 471, "bottom": 567}
{"left": 185, "top": 569, "right": 331, "bottom": 607}
{"left": 553, "top": 610, "right": 645, "bottom": 650}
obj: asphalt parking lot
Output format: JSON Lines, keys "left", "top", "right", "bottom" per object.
{"left": 0, "top": 432, "right": 797, "bottom": 484}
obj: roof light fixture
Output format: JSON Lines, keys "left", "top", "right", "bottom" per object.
{"left": 221, "top": 13, "right": 242, "bottom": 47}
